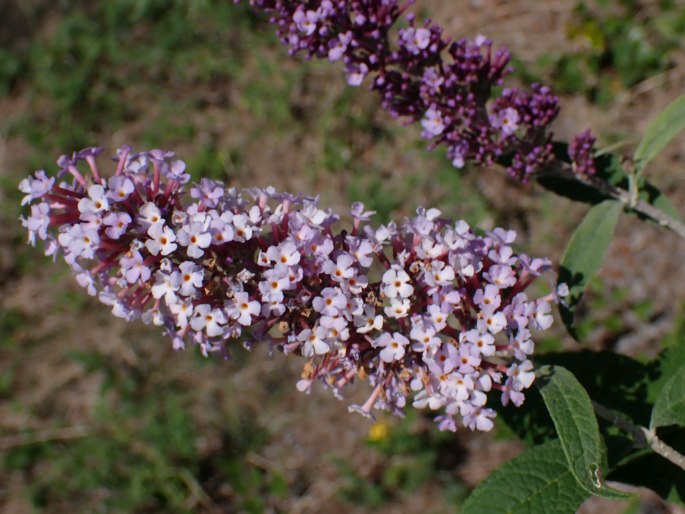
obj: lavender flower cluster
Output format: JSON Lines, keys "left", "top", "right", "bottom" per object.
{"left": 20, "top": 147, "right": 562, "bottom": 431}
{"left": 239, "top": 0, "right": 561, "bottom": 180}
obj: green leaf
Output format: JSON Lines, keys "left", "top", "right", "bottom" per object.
{"left": 459, "top": 440, "right": 589, "bottom": 514}
{"left": 634, "top": 94, "right": 685, "bottom": 171}
{"left": 536, "top": 366, "right": 632, "bottom": 500}
{"left": 498, "top": 351, "right": 653, "bottom": 452}
{"left": 558, "top": 200, "right": 622, "bottom": 339}
{"left": 534, "top": 352, "right": 656, "bottom": 475}
{"left": 651, "top": 364, "right": 685, "bottom": 429}
{"left": 539, "top": 352, "right": 654, "bottom": 430}
{"left": 648, "top": 338, "right": 685, "bottom": 403}
{"left": 640, "top": 181, "right": 683, "bottom": 223}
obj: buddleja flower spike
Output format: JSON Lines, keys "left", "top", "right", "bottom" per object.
{"left": 20, "top": 146, "right": 564, "bottom": 431}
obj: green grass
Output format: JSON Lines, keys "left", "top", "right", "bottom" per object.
{"left": 4, "top": 0, "right": 265, "bottom": 154}
{"left": 2, "top": 343, "right": 279, "bottom": 514}
{"left": 525, "top": 0, "right": 685, "bottom": 107}
{"left": 335, "top": 411, "right": 469, "bottom": 509}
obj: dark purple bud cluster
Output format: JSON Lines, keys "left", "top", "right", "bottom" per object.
{"left": 569, "top": 129, "right": 597, "bottom": 177}
{"left": 238, "top": 0, "right": 561, "bottom": 181}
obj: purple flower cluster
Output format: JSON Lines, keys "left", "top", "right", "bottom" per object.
{"left": 569, "top": 129, "right": 597, "bottom": 177}
{"left": 20, "top": 146, "right": 562, "bottom": 431}
{"left": 238, "top": 0, "right": 560, "bottom": 181}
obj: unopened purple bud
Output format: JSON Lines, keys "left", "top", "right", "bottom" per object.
{"left": 569, "top": 129, "right": 597, "bottom": 177}
{"left": 345, "top": 62, "right": 369, "bottom": 86}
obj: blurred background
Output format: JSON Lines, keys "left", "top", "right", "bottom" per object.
{"left": 1, "top": 0, "right": 684, "bottom": 512}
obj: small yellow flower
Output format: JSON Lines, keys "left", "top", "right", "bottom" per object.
{"left": 368, "top": 420, "right": 390, "bottom": 442}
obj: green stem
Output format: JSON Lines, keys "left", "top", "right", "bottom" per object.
{"left": 538, "top": 158, "right": 685, "bottom": 242}
{"left": 592, "top": 401, "right": 685, "bottom": 472}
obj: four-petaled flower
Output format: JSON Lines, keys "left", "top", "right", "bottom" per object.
{"left": 191, "top": 304, "right": 226, "bottom": 337}
{"left": 228, "top": 292, "right": 261, "bottom": 326}
{"left": 146, "top": 223, "right": 177, "bottom": 256}
{"left": 382, "top": 266, "right": 414, "bottom": 298}
{"left": 375, "top": 332, "right": 410, "bottom": 363}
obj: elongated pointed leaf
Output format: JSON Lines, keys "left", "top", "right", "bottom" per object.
{"left": 641, "top": 183, "right": 683, "bottom": 223}
{"left": 498, "top": 351, "right": 653, "bottom": 447}
{"left": 558, "top": 200, "right": 622, "bottom": 339}
{"left": 536, "top": 366, "right": 632, "bottom": 500}
{"left": 648, "top": 341, "right": 685, "bottom": 403}
{"left": 651, "top": 364, "right": 685, "bottom": 429}
{"left": 634, "top": 94, "right": 685, "bottom": 170}
{"left": 459, "top": 440, "right": 589, "bottom": 514}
